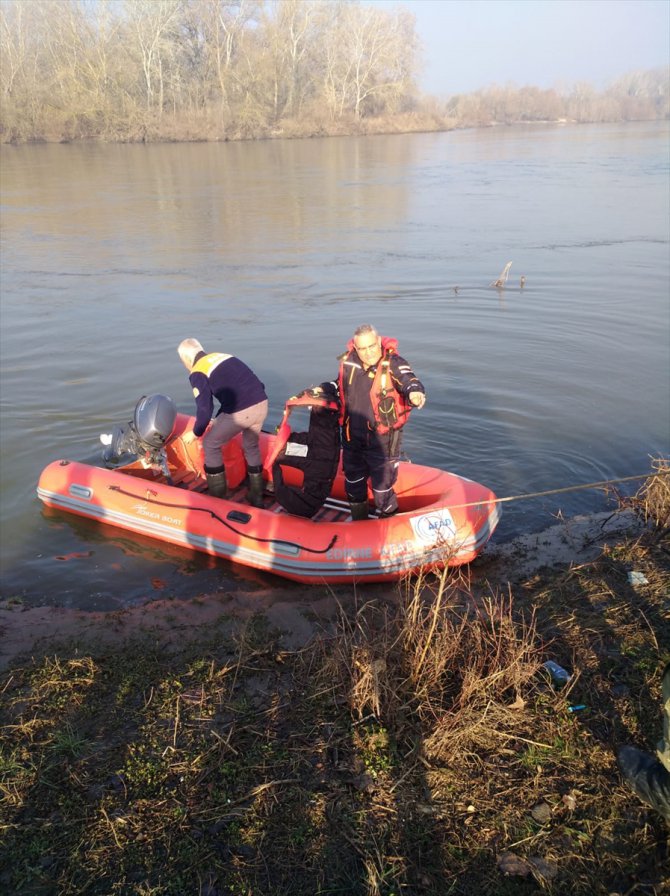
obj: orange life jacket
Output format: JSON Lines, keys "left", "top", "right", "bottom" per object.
{"left": 338, "top": 337, "right": 412, "bottom": 436}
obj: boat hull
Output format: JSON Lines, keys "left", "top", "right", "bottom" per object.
{"left": 37, "top": 415, "right": 501, "bottom": 584}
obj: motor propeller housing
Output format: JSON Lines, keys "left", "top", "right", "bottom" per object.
{"left": 102, "top": 394, "right": 177, "bottom": 467}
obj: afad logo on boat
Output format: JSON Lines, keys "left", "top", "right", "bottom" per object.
{"left": 410, "top": 509, "right": 457, "bottom": 544}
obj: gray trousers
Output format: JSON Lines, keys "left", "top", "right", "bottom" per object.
{"left": 203, "top": 399, "right": 268, "bottom": 470}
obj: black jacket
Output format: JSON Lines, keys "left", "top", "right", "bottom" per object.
{"left": 272, "top": 404, "right": 341, "bottom": 518}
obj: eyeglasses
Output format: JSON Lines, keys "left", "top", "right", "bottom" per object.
{"left": 354, "top": 340, "right": 380, "bottom": 355}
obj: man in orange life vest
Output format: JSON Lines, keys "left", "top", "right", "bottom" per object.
{"left": 177, "top": 338, "right": 268, "bottom": 507}
{"left": 320, "top": 324, "right": 426, "bottom": 520}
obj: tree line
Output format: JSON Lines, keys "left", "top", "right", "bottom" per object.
{"left": 1, "top": 0, "right": 667, "bottom": 144}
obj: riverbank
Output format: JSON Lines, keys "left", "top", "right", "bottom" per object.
{"left": 3, "top": 110, "right": 667, "bottom": 146}
{"left": 1, "top": 490, "right": 668, "bottom": 895}
{"left": 0, "top": 508, "right": 653, "bottom": 673}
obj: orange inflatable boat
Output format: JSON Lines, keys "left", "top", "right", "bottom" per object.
{"left": 37, "top": 400, "right": 501, "bottom": 584}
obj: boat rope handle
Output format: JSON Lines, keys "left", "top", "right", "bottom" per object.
{"left": 447, "top": 471, "right": 669, "bottom": 510}
{"left": 107, "top": 485, "right": 338, "bottom": 554}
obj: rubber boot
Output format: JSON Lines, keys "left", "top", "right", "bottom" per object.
{"left": 617, "top": 745, "right": 670, "bottom": 822}
{"left": 659, "top": 661, "right": 670, "bottom": 769}
{"left": 205, "top": 465, "right": 227, "bottom": 499}
{"left": 247, "top": 465, "right": 265, "bottom": 509}
{"left": 378, "top": 492, "right": 399, "bottom": 518}
{"left": 379, "top": 504, "right": 399, "bottom": 518}
{"left": 349, "top": 501, "right": 369, "bottom": 521}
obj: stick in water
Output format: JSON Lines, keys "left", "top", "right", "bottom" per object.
{"left": 491, "top": 261, "right": 513, "bottom": 288}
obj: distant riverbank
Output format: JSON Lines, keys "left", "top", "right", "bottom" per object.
{"left": 3, "top": 106, "right": 668, "bottom": 146}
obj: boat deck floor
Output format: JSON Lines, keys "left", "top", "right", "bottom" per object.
{"left": 121, "top": 464, "right": 360, "bottom": 523}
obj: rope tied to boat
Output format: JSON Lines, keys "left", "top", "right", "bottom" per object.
{"left": 107, "top": 485, "right": 338, "bottom": 554}
{"left": 107, "top": 471, "right": 667, "bottom": 547}
{"left": 447, "top": 471, "right": 670, "bottom": 510}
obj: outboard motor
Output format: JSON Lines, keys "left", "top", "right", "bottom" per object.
{"left": 101, "top": 394, "right": 177, "bottom": 478}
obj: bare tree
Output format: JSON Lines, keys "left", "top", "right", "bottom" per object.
{"left": 321, "top": 2, "right": 418, "bottom": 120}
{"left": 1, "top": 0, "right": 666, "bottom": 143}
{"left": 273, "top": 0, "right": 319, "bottom": 118}
{"left": 125, "top": 0, "right": 184, "bottom": 115}
{"left": 1, "top": 0, "right": 54, "bottom": 137}
{"left": 0, "top": 0, "right": 26, "bottom": 103}
{"left": 195, "top": 0, "right": 260, "bottom": 117}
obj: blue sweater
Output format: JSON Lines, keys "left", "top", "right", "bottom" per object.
{"left": 189, "top": 352, "right": 267, "bottom": 437}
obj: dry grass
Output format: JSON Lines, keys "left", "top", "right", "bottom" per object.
{"left": 0, "top": 463, "right": 668, "bottom": 895}
{"left": 322, "top": 566, "right": 542, "bottom": 766}
{"left": 627, "top": 457, "right": 670, "bottom": 531}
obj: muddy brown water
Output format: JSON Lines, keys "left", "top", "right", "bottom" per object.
{"left": 1, "top": 122, "right": 668, "bottom": 609}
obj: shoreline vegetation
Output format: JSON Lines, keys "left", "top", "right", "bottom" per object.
{"left": 1, "top": 463, "right": 668, "bottom": 894}
{"left": 1, "top": 0, "right": 668, "bottom": 146}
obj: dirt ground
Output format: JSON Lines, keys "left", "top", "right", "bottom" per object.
{"left": 2, "top": 506, "right": 668, "bottom": 896}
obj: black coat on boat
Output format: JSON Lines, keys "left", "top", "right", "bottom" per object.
{"left": 272, "top": 402, "right": 341, "bottom": 518}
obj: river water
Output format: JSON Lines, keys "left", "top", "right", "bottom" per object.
{"left": 1, "top": 122, "right": 668, "bottom": 609}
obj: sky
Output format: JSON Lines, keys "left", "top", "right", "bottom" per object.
{"left": 370, "top": 0, "right": 670, "bottom": 96}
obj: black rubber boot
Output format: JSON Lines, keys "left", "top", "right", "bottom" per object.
{"left": 378, "top": 493, "right": 399, "bottom": 517}
{"left": 661, "top": 662, "right": 670, "bottom": 758}
{"left": 205, "top": 465, "right": 227, "bottom": 499}
{"left": 247, "top": 465, "right": 265, "bottom": 508}
{"left": 349, "top": 501, "right": 369, "bottom": 521}
{"left": 617, "top": 745, "right": 670, "bottom": 822}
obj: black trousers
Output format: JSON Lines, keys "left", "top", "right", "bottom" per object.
{"left": 343, "top": 430, "right": 401, "bottom": 514}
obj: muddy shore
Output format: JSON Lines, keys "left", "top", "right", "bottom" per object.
{"left": 0, "top": 510, "right": 644, "bottom": 673}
